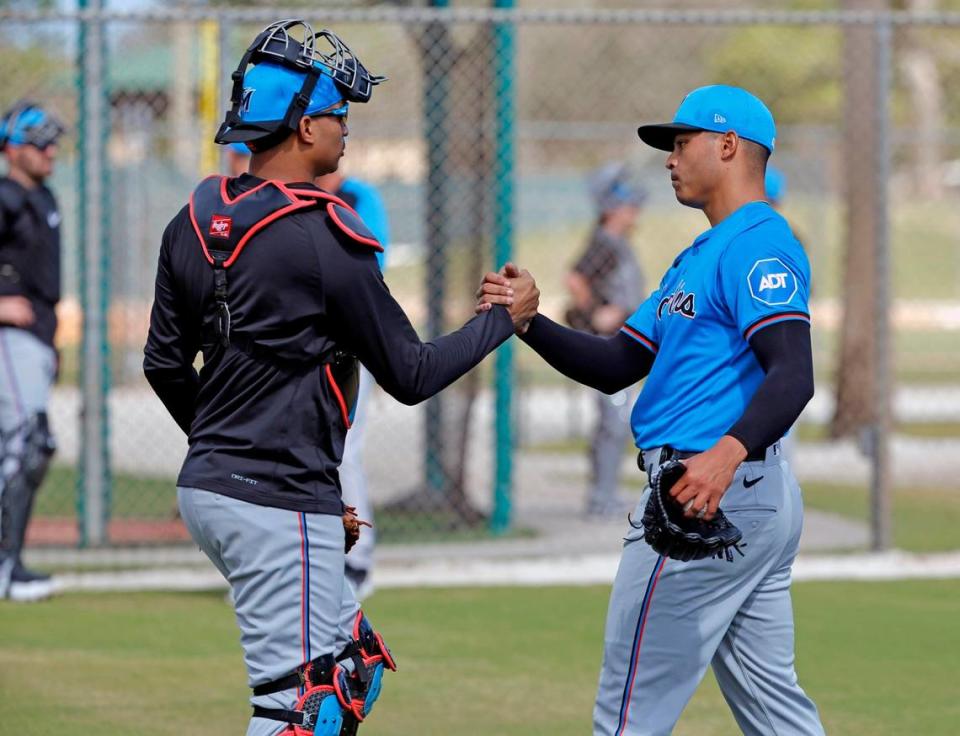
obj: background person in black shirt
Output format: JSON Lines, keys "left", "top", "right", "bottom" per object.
{"left": 565, "top": 163, "right": 646, "bottom": 517}
{"left": 0, "top": 100, "right": 64, "bottom": 603}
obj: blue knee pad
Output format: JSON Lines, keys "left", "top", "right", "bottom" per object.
{"left": 291, "top": 667, "right": 353, "bottom": 736}
{"left": 360, "top": 662, "right": 385, "bottom": 717}
{"left": 307, "top": 690, "right": 345, "bottom": 736}
{"left": 253, "top": 659, "right": 354, "bottom": 736}
{"left": 341, "top": 611, "right": 397, "bottom": 723}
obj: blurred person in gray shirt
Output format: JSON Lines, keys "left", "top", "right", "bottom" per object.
{"left": 565, "top": 163, "right": 646, "bottom": 517}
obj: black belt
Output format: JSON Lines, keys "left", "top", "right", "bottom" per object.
{"left": 638, "top": 443, "right": 771, "bottom": 472}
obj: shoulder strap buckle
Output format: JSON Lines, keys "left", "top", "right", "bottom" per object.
{"left": 215, "top": 301, "right": 231, "bottom": 348}
{"left": 211, "top": 261, "right": 231, "bottom": 346}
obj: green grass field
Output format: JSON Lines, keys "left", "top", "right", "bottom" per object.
{"left": 1, "top": 581, "right": 958, "bottom": 735}
{"left": 798, "top": 482, "right": 960, "bottom": 553}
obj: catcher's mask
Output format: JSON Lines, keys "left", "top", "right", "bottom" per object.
{"left": 0, "top": 100, "right": 65, "bottom": 151}
{"left": 215, "top": 19, "right": 386, "bottom": 152}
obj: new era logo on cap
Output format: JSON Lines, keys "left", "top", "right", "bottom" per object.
{"left": 209, "top": 214, "right": 232, "bottom": 239}
{"left": 713, "top": 113, "right": 727, "bottom": 124}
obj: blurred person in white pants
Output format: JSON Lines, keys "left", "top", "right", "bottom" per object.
{"left": 316, "top": 169, "right": 390, "bottom": 600}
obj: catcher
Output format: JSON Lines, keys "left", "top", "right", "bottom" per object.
{"left": 144, "top": 20, "right": 537, "bottom": 735}
{"left": 478, "top": 85, "right": 824, "bottom": 735}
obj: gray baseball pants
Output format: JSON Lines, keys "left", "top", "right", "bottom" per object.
{"left": 178, "top": 487, "right": 360, "bottom": 736}
{"left": 592, "top": 445, "right": 825, "bottom": 736}
{"left": 0, "top": 327, "right": 56, "bottom": 592}
{"left": 588, "top": 388, "right": 634, "bottom": 511}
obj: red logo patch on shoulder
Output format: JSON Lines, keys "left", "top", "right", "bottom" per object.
{"left": 209, "top": 214, "right": 232, "bottom": 239}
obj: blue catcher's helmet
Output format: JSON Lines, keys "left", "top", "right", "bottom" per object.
{"left": 0, "top": 100, "right": 65, "bottom": 151}
{"left": 216, "top": 19, "right": 385, "bottom": 152}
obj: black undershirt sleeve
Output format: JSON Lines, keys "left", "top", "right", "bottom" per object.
{"left": 324, "top": 240, "right": 515, "bottom": 406}
{"left": 519, "top": 313, "right": 654, "bottom": 393}
{"left": 726, "top": 320, "right": 815, "bottom": 454}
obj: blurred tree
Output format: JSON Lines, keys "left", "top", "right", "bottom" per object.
{"left": 899, "top": 0, "right": 946, "bottom": 198}
{"left": 708, "top": 25, "right": 842, "bottom": 127}
{"left": 708, "top": 0, "right": 952, "bottom": 438}
{"left": 831, "top": 0, "right": 889, "bottom": 439}
{"left": 0, "top": 0, "right": 71, "bottom": 120}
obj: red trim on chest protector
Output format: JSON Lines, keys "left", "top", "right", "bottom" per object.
{"left": 287, "top": 187, "right": 383, "bottom": 252}
{"left": 188, "top": 176, "right": 382, "bottom": 267}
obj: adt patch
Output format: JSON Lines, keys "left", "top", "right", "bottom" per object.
{"left": 748, "top": 257, "right": 797, "bottom": 306}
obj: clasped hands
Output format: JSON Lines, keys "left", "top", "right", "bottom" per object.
{"left": 475, "top": 262, "right": 539, "bottom": 335}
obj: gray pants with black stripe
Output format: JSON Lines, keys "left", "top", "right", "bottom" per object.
{"left": 0, "top": 328, "right": 57, "bottom": 592}
{"left": 592, "top": 446, "right": 825, "bottom": 736}
{"left": 178, "top": 487, "right": 360, "bottom": 736}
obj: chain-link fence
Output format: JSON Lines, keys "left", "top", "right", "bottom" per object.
{"left": 5, "top": 5, "right": 960, "bottom": 567}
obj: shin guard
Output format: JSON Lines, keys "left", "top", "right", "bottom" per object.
{"left": 339, "top": 611, "right": 397, "bottom": 722}
{"left": 252, "top": 654, "right": 353, "bottom": 735}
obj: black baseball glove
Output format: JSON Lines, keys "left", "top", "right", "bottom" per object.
{"left": 639, "top": 459, "right": 745, "bottom": 562}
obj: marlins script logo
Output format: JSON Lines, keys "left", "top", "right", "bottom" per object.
{"left": 657, "top": 281, "right": 697, "bottom": 320}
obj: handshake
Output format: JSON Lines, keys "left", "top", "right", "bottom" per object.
{"left": 474, "top": 262, "right": 540, "bottom": 335}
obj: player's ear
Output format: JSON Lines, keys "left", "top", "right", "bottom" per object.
{"left": 297, "top": 115, "right": 315, "bottom": 145}
{"left": 719, "top": 131, "right": 739, "bottom": 162}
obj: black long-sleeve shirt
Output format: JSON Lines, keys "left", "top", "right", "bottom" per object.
{"left": 0, "top": 177, "right": 61, "bottom": 347}
{"left": 144, "top": 174, "right": 512, "bottom": 514}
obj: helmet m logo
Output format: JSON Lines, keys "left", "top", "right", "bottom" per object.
{"left": 240, "top": 87, "right": 255, "bottom": 114}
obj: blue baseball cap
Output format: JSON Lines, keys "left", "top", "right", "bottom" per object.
{"left": 637, "top": 85, "right": 776, "bottom": 154}
{"left": 223, "top": 60, "right": 347, "bottom": 143}
{"left": 764, "top": 166, "right": 786, "bottom": 203}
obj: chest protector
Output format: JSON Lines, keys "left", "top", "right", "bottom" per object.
{"left": 189, "top": 175, "right": 382, "bottom": 347}
{"left": 188, "top": 175, "right": 382, "bottom": 426}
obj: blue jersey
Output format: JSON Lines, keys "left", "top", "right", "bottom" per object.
{"left": 339, "top": 178, "right": 390, "bottom": 270}
{"left": 621, "top": 201, "right": 810, "bottom": 451}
